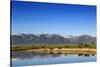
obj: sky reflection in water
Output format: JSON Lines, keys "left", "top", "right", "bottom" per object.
{"left": 11, "top": 51, "right": 96, "bottom": 66}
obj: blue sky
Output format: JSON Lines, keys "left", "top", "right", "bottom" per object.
{"left": 11, "top": 1, "right": 96, "bottom": 36}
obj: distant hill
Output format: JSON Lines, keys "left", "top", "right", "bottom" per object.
{"left": 11, "top": 33, "right": 96, "bottom": 45}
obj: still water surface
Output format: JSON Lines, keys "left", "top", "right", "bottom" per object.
{"left": 11, "top": 51, "right": 96, "bottom": 66}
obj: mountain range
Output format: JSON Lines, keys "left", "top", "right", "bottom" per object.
{"left": 11, "top": 33, "right": 96, "bottom": 45}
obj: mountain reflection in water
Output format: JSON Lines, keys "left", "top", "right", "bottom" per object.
{"left": 11, "top": 51, "right": 96, "bottom": 60}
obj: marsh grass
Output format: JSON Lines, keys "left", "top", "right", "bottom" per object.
{"left": 11, "top": 43, "right": 96, "bottom": 51}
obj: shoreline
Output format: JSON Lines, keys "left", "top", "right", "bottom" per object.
{"left": 25, "top": 48, "right": 96, "bottom": 54}
{"left": 12, "top": 44, "right": 96, "bottom": 54}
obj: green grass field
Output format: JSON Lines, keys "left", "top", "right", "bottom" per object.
{"left": 11, "top": 43, "right": 96, "bottom": 51}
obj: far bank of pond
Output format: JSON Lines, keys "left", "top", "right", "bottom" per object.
{"left": 11, "top": 44, "right": 96, "bottom": 54}
{"left": 26, "top": 48, "right": 96, "bottom": 54}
